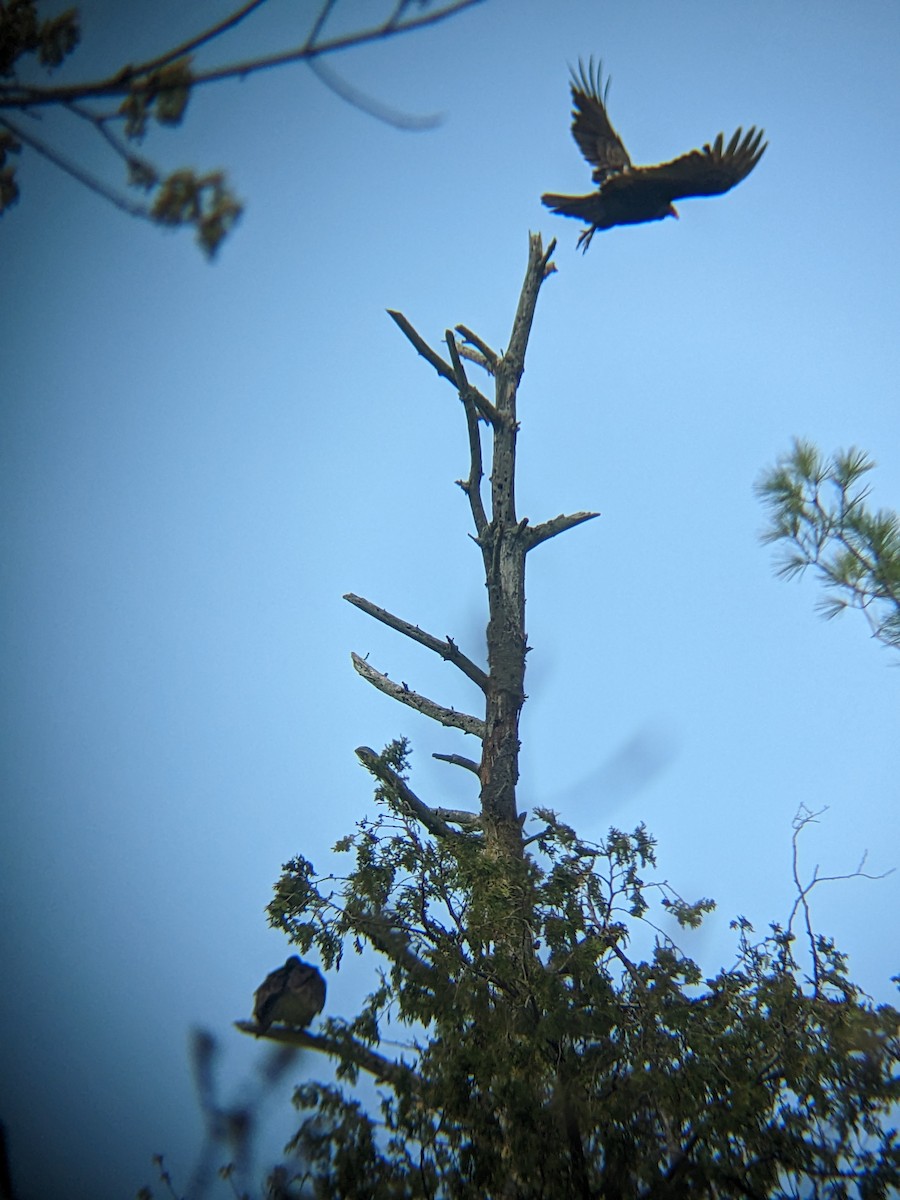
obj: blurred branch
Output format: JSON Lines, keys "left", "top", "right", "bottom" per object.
{"left": 0, "top": 113, "right": 150, "bottom": 217}
{"left": 0, "top": 0, "right": 486, "bottom": 107}
{"left": 0, "top": 0, "right": 486, "bottom": 254}
{"left": 234, "top": 1019, "right": 422, "bottom": 1093}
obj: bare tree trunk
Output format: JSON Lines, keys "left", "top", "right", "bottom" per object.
{"left": 353, "top": 234, "right": 596, "bottom": 863}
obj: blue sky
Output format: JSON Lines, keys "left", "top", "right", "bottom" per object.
{"left": 2, "top": 2, "right": 899, "bottom": 1197}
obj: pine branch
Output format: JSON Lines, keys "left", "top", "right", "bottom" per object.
{"left": 0, "top": 115, "right": 149, "bottom": 217}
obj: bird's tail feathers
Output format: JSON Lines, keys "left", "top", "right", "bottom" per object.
{"left": 541, "top": 191, "right": 598, "bottom": 219}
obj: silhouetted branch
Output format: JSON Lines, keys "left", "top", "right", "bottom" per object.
{"left": 388, "top": 309, "right": 497, "bottom": 421}
{"left": 0, "top": 115, "right": 149, "bottom": 217}
{"left": 344, "top": 592, "right": 488, "bottom": 691}
{"left": 1, "top": 0, "right": 485, "bottom": 253}
{"left": 1, "top": 1, "right": 486, "bottom": 108}
{"left": 388, "top": 309, "right": 456, "bottom": 381}
{"left": 787, "top": 803, "right": 893, "bottom": 994}
{"left": 234, "top": 1021, "right": 421, "bottom": 1092}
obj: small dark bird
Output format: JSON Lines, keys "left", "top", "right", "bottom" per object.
{"left": 253, "top": 956, "right": 326, "bottom": 1034}
{"left": 542, "top": 59, "right": 766, "bottom": 250}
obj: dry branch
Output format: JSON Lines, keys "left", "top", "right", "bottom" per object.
{"left": 387, "top": 309, "right": 456, "bottom": 384}
{"left": 526, "top": 510, "right": 601, "bottom": 550}
{"left": 3, "top": 1, "right": 486, "bottom": 108}
{"left": 455, "top": 324, "right": 499, "bottom": 371}
{"left": 388, "top": 309, "right": 496, "bottom": 420}
{"left": 504, "top": 235, "right": 557, "bottom": 382}
{"left": 446, "top": 333, "right": 490, "bottom": 537}
{"left": 433, "top": 751, "right": 480, "bottom": 774}
{"left": 434, "top": 807, "right": 482, "bottom": 828}
{"left": 445, "top": 329, "right": 499, "bottom": 425}
{"left": 350, "top": 654, "right": 485, "bottom": 738}
{"left": 344, "top": 592, "right": 487, "bottom": 691}
{"left": 356, "top": 745, "right": 457, "bottom": 838}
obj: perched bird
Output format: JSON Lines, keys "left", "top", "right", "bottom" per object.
{"left": 542, "top": 59, "right": 766, "bottom": 250}
{"left": 253, "top": 956, "right": 326, "bottom": 1034}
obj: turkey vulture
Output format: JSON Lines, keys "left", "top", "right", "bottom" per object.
{"left": 542, "top": 60, "right": 766, "bottom": 249}
{"left": 253, "top": 956, "right": 326, "bottom": 1034}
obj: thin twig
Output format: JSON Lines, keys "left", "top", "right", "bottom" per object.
{"left": 125, "top": 0, "right": 270, "bottom": 81}
{"left": 64, "top": 99, "right": 157, "bottom": 180}
{"left": 786, "top": 803, "right": 893, "bottom": 993}
{"left": 0, "top": 115, "right": 150, "bottom": 217}
{"left": 1, "top": 0, "right": 486, "bottom": 108}
{"left": 304, "top": 0, "right": 341, "bottom": 51}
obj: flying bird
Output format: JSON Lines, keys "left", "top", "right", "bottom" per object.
{"left": 542, "top": 60, "right": 766, "bottom": 250}
{"left": 253, "top": 956, "right": 326, "bottom": 1034}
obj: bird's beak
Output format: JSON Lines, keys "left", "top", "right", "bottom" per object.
{"left": 669, "top": 204, "right": 679, "bottom": 220}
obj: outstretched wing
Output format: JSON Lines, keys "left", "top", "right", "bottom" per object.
{"left": 632, "top": 126, "right": 767, "bottom": 202}
{"left": 568, "top": 58, "right": 631, "bottom": 183}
